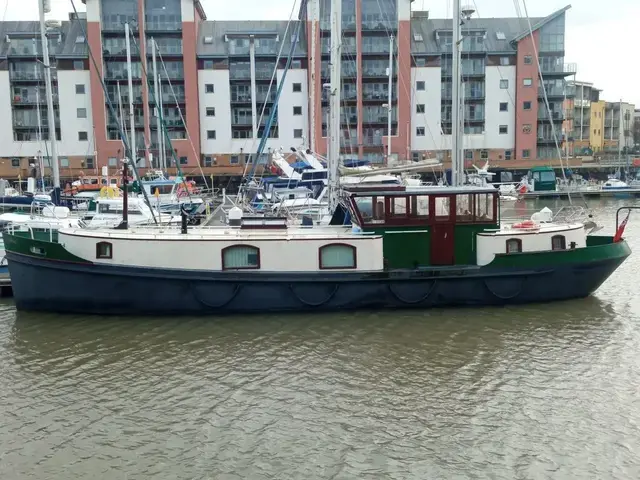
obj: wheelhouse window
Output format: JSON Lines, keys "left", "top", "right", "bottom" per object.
{"left": 475, "top": 193, "right": 496, "bottom": 222}
{"left": 551, "top": 235, "right": 566, "bottom": 250}
{"left": 319, "top": 244, "right": 356, "bottom": 269}
{"left": 433, "top": 196, "right": 450, "bottom": 221}
{"left": 456, "top": 194, "right": 474, "bottom": 222}
{"left": 96, "top": 241, "right": 113, "bottom": 259}
{"left": 222, "top": 245, "right": 260, "bottom": 270}
{"left": 506, "top": 238, "right": 522, "bottom": 254}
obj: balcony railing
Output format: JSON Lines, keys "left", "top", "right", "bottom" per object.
{"left": 538, "top": 111, "right": 565, "bottom": 121}
{"left": 145, "top": 20, "right": 181, "bottom": 31}
{"left": 362, "top": 136, "right": 384, "bottom": 146}
{"left": 540, "top": 62, "right": 577, "bottom": 75}
{"left": 11, "top": 94, "right": 58, "bottom": 104}
{"left": 539, "top": 86, "right": 565, "bottom": 97}
{"left": 362, "top": 91, "right": 396, "bottom": 101}
{"left": 231, "top": 117, "right": 253, "bottom": 126}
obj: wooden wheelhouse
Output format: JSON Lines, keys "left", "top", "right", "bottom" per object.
{"left": 343, "top": 185, "right": 500, "bottom": 267}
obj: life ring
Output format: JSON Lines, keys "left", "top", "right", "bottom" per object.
{"left": 512, "top": 220, "right": 538, "bottom": 229}
{"left": 518, "top": 184, "right": 528, "bottom": 194}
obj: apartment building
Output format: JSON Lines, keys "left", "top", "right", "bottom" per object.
{"left": 0, "top": 0, "right": 619, "bottom": 179}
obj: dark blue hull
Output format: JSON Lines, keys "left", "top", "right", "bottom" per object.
{"left": 6, "top": 251, "right": 627, "bottom": 316}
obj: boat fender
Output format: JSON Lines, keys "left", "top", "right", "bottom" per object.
{"left": 512, "top": 220, "right": 538, "bottom": 229}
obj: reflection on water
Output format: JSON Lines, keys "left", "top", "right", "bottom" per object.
{"left": 0, "top": 199, "right": 640, "bottom": 479}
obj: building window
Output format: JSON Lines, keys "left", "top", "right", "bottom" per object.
{"left": 416, "top": 81, "right": 425, "bottom": 91}
{"left": 506, "top": 238, "right": 522, "bottom": 254}
{"left": 230, "top": 155, "right": 239, "bottom": 164}
{"left": 206, "top": 107, "right": 215, "bottom": 117}
{"left": 523, "top": 78, "right": 533, "bottom": 87}
{"left": 416, "top": 127, "right": 425, "bottom": 136}
{"left": 207, "top": 130, "right": 216, "bottom": 139}
{"left": 73, "top": 60, "right": 84, "bottom": 70}
{"left": 499, "top": 125, "right": 508, "bottom": 134}
{"left": 293, "top": 129, "right": 303, "bottom": 138}
{"left": 499, "top": 102, "right": 508, "bottom": 112}
{"left": 505, "top": 150, "right": 512, "bottom": 160}
{"left": 523, "top": 101, "right": 532, "bottom": 110}
{"left": 319, "top": 243, "right": 356, "bottom": 269}
{"left": 221, "top": 245, "right": 260, "bottom": 270}
{"left": 292, "top": 83, "right": 302, "bottom": 92}
{"left": 416, "top": 104, "right": 425, "bottom": 114}
{"left": 499, "top": 56, "right": 509, "bottom": 66}
{"left": 551, "top": 235, "right": 566, "bottom": 250}
{"left": 96, "top": 241, "right": 113, "bottom": 259}
{"left": 500, "top": 79, "right": 509, "bottom": 89}
{"left": 203, "top": 60, "right": 214, "bottom": 69}
{"left": 480, "top": 149, "right": 489, "bottom": 160}
{"left": 86, "top": 157, "right": 95, "bottom": 169}
{"left": 203, "top": 156, "right": 213, "bottom": 167}
{"left": 11, "top": 158, "right": 20, "bottom": 168}
{"left": 293, "top": 106, "right": 302, "bottom": 115}
{"left": 75, "top": 84, "right": 85, "bottom": 94}
{"left": 522, "top": 149, "right": 530, "bottom": 159}
{"left": 465, "top": 150, "right": 473, "bottom": 160}
{"left": 108, "top": 157, "right": 117, "bottom": 167}
{"left": 524, "top": 55, "right": 532, "bottom": 64}
{"left": 78, "top": 131, "right": 88, "bottom": 141}
{"left": 205, "top": 84, "right": 214, "bottom": 93}
{"left": 60, "top": 157, "right": 69, "bottom": 167}
{"left": 77, "top": 108, "right": 87, "bottom": 118}
{"left": 522, "top": 124, "right": 532, "bottom": 134}
{"left": 179, "top": 156, "right": 188, "bottom": 165}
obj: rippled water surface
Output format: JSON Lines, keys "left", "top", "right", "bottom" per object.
{"left": 2, "top": 200, "right": 640, "bottom": 479}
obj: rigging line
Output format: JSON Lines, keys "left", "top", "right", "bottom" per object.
{"left": 128, "top": 34, "right": 196, "bottom": 202}
{"left": 153, "top": 42, "right": 208, "bottom": 190}
{"left": 520, "top": 0, "right": 583, "bottom": 207}
{"left": 373, "top": 0, "right": 442, "bottom": 161}
{"left": 242, "top": 0, "right": 299, "bottom": 181}
{"left": 68, "top": 0, "right": 158, "bottom": 224}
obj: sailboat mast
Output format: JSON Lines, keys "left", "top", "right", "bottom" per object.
{"left": 35, "top": 88, "right": 45, "bottom": 187}
{"left": 38, "top": 0, "right": 60, "bottom": 199}
{"left": 152, "top": 39, "right": 162, "bottom": 170}
{"left": 451, "top": 0, "right": 461, "bottom": 186}
{"left": 327, "top": 0, "right": 342, "bottom": 213}
{"left": 159, "top": 75, "right": 165, "bottom": 170}
{"left": 125, "top": 23, "right": 136, "bottom": 167}
{"left": 387, "top": 34, "right": 394, "bottom": 163}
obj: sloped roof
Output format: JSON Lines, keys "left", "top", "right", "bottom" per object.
{"left": 511, "top": 5, "right": 571, "bottom": 43}
{"left": 0, "top": 19, "right": 88, "bottom": 58}
{"left": 197, "top": 20, "right": 308, "bottom": 58}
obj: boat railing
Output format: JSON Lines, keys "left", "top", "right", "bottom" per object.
{"left": 8, "top": 222, "right": 56, "bottom": 242}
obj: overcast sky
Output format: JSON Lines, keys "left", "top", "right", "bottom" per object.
{"left": 6, "top": 0, "right": 638, "bottom": 105}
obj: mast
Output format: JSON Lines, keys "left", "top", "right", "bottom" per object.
{"left": 159, "top": 74, "right": 165, "bottom": 170}
{"left": 451, "top": 0, "right": 461, "bottom": 186}
{"left": 327, "top": 0, "right": 342, "bottom": 214}
{"left": 309, "top": 7, "right": 316, "bottom": 152}
{"left": 35, "top": 88, "right": 45, "bottom": 187}
{"left": 117, "top": 82, "right": 126, "bottom": 150}
{"left": 125, "top": 23, "right": 136, "bottom": 167}
{"left": 387, "top": 34, "right": 394, "bottom": 164}
{"left": 152, "top": 38, "right": 162, "bottom": 170}
{"left": 39, "top": 0, "right": 60, "bottom": 201}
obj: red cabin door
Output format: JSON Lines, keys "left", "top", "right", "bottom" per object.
{"left": 430, "top": 195, "right": 455, "bottom": 265}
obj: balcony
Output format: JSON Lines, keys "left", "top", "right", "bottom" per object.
{"left": 574, "top": 98, "right": 591, "bottom": 108}
{"left": 540, "top": 62, "right": 577, "bottom": 76}
{"left": 231, "top": 117, "right": 253, "bottom": 126}
{"left": 361, "top": 19, "right": 397, "bottom": 31}
{"left": 11, "top": 93, "right": 58, "bottom": 105}
{"left": 145, "top": 20, "right": 181, "bottom": 32}
{"left": 537, "top": 133, "right": 563, "bottom": 144}
{"left": 538, "top": 111, "right": 565, "bottom": 122}
{"left": 362, "top": 91, "right": 395, "bottom": 101}
{"left": 362, "top": 136, "right": 384, "bottom": 146}
{"left": 539, "top": 86, "right": 565, "bottom": 97}
{"left": 13, "top": 118, "right": 60, "bottom": 129}
{"left": 10, "top": 70, "right": 56, "bottom": 82}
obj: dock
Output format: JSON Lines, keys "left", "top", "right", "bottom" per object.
{"left": 521, "top": 189, "right": 640, "bottom": 199}
{"left": 0, "top": 274, "right": 12, "bottom": 297}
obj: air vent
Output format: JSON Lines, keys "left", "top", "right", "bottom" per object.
{"left": 496, "top": 31, "right": 506, "bottom": 40}
{"left": 203, "top": 36, "right": 213, "bottom": 44}
{"left": 413, "top": 33, "right": 423, "bottom": 42}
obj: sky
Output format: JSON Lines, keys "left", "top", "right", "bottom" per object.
{"left": 6, "top": 0, "right": 638, "bottom": 106}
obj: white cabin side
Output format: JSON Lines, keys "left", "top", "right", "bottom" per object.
{"left": 58, "top": 229, "right": 385, "bottom": 272}
{"left": 476, "top": 224, "right": 586, "bottom": 266}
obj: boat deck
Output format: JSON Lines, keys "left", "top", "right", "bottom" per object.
{"left": 522, "top": 188, "right": 640, "bottom": 199}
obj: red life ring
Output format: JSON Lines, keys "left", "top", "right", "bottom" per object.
{"left": 518, "top": 184, "right": 528, "bottom": 194}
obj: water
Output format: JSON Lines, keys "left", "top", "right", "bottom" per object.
{"left": 1, "top": 199, "right": 640, "bottom": 479}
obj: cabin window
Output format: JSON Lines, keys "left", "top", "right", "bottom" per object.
{"left": 410, "top": 195, "right": 429, "bottom": 218}
{"left": 319, "top": 244, "right": 356, "bottom": 269}
{"left": 29, "top": 246, "right": 46, "bottom": 256}
{"left": 456, "top": 194, "right": 474, "bottom": 222}
{"left": 505, "top": 238, "right": 522, "bottom": 254}
{"left": 96, "top": 241, "right": 113, "bottom": 259}
{"left": 355, "top": 196, "right": 386, "bottom": 224}
{"left": 433, "top": 196, "right": 450, "bottom": 221}
{"left": 222, "top": 245, "right": 260, "bottom": 270}
{"left": 475, "top": 193, "right": 495, "bottom": 222}
{"left": 551, "top": 235, "right": 566, "bottom": 250}
{"left": 386, "top": 196, "right": 409, "bottom": 219}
